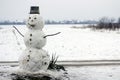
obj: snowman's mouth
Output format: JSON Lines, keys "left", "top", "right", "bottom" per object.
{"left": 31, "top": 25, "right": 35, "bottom": 27}
{"left": 28, "top": 23, "right": 35, "bottom": 27}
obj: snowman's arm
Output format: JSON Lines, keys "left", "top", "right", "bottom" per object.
{"left": 44, "top": 32, "right": 61, "bottom": 38}
{"left": 13, "top": 26, "right": 24, "bottom": 37}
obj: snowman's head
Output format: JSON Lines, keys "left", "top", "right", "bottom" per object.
{"left": 26, "top": 14, "right": 44, "bottom": 30}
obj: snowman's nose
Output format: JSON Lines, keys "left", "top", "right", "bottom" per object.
{"left": 31, "top": 20, "right": 34, "bottom": 22}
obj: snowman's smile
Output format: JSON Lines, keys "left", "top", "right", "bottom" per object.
{"left": 28, "top": 23, "right": 35, "bottom": 27}
{"left": 31, "top": 25, "right": 35, "bottom": 27}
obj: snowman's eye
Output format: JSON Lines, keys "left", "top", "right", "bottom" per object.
{"left": 29, "top": 17, "right": 31, "bottom": 19}
{"left": 34, "top": 17, "right": 37, "bottom": 19}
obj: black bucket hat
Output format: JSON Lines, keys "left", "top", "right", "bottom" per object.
{"left": 30, "top": 6, "right": 40, "bottom": 14}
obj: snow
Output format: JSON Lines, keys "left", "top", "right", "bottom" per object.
{"left": 67, "top": 65, "right": 120, "bottom": 80}
{"left": 0, "top": 25, "right": 120, "bottom": 61}
{"left": 0, "top": 26, "right": 25, "bottom": 61}
{"left": 0, "top": 65, "right": 120, "bottom": 80}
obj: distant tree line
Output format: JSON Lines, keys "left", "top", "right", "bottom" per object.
{"left": 45, "top": 20, "right": 98, "bottom": 24}
{"left": 90, "top": 17, "right": 120, "bottom": 30}
{"left": 0, "top": 20, "right": 98, "bottom": 25}
{"left": 0, "top": 20, "right": 25, "bottom": 25}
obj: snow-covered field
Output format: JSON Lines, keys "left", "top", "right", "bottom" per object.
{"left": 0, "top": 25, "right": 120, "bottom": 61}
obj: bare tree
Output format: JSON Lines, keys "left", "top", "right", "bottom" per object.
{"left": 92, "top": 17, "right": 116, "bottom": 30}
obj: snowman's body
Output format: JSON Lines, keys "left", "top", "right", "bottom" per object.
{"left": 19, "top": 48, "right": 49, "bottom": 72}
{"left": 19, "top": 13, "right": 50, "bottom": 72}
{"left": 24, "top": 30, "right": 46, "bottom": 49}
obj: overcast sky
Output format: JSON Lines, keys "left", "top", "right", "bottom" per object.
{"left": 0, "top": 0, "right": 120, "bottom": 21}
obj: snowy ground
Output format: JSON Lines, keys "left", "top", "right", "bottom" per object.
{"left": 67, "top": 65, "right": 120, "bottom": 80}
{"left": 0, "top": 65, "right": 120, "bottom": 80}
{"left": 0, "top": 25, "right": 120, "bottom": 61}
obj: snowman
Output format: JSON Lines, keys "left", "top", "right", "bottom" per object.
{"left": 19, "top": 6, "right": 50, "bottom": 72}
